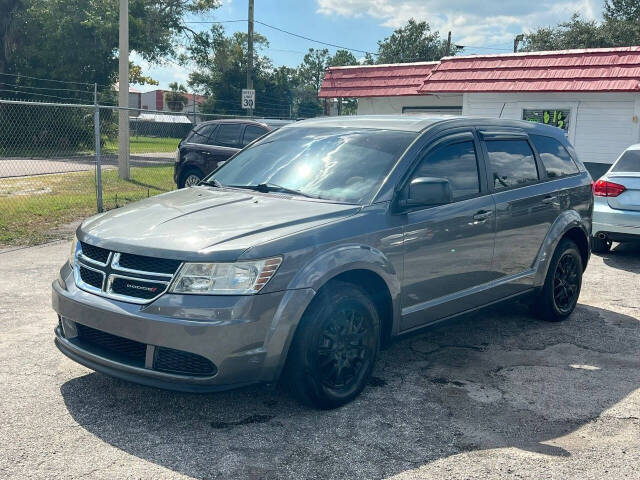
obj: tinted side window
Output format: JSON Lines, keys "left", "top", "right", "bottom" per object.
{"left": 530, "top": 134, "right": 579, "bottom": 178}
{"left": 187, "top": 124, "right": 217, "bottom": 144}
{"left": 215, "top": 124, "right": 242, "bottom": 147}
{"left": 242, "top": 125, "right": 268, "bottom": 146}
{"left": 612, "top": 150, "right": 640, "bottom": 172}
{"left": 486, "top": 140, "right": 539, "bottom": 191}
{"left": 413, "top": 140, "right": 480, "bottom": 200}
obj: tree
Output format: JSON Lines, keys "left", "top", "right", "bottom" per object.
{"left": 165, "top": 82, "right": 187, "bottom": 112}
{"left": 521, "top": 14, "right": 611, "bottom": 51}
{"left": 327, "top": 49, "right": 358, "bottom": 67}
{"left": 0, "top": 0, "right": 220, "bottom": 87}
{"left": 521, "top": 1, "right": 640, "bottom": 52}
{"left": 603, "top": 0, "right": 640, "bottom": 46}
{"left": 187, "top": 26, "right": 292, "bottom": 117}
{"left": 298, "top": 48, "right": 330, "bottom": 94}
{"left": 376, "top": 19, "right": 454, "bottom": 64}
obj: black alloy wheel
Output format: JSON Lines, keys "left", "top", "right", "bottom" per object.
{"left": 314, "top": 303, "right": 374, "bottom": 391}
{"left": 552, "top": 252, "right": 581, "bottom": 314}
{"left": 535, "top": 238, "right": 583, "bottom": 322}
{"left": 283, "top": 281, "right": 380, "bottom": 409}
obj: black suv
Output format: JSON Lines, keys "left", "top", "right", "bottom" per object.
{"left": 174, "top": 119, "right": 271, "bottom": 188}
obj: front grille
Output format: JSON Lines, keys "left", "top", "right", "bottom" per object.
{"left": 79, "top": 266, "right": 103, "bottom": 289}
{"left": 75, "top": 243, "right": 182, "bottom": 303}
{"left": 80, "top": 241, "right": 110, "bottom": 264}
{"left": 118, "top": 253, "right": 181, "bottom": 274}
{"left": 76, "top": 323, "right": 147, "bottom": 365}
{"left": 110, "top": 277, "right": 167, "bottom": 300}
{"left": 154, "top": 347, "right": 217, "bottom": 377}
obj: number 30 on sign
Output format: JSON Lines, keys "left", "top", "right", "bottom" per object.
{"left": 242, "top": 89, "right": 255, "bottom": 109}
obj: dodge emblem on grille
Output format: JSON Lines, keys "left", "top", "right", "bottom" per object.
{"left": 126, "top": 283, "right": 157, "bottom": 293}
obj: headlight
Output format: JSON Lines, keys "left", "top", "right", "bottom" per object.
{"left": 69, "top": 236, "right": 79, "bottom": 267}
{"left": 170, "top": 257, "right": 282, "bottom": 295}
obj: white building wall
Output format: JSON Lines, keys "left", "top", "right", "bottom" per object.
{"left": 357, "top": 94, "right": 463, "bottom": 115}
{"left": 463, "top": 92, "right": 640, "bottom": 166}
{"left": 140, "top": 91, "right": 158, "bottom": 111}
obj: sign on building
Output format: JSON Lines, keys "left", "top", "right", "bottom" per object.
{"left": 522, "top": 109, "right": 570, "bottom": 131}
{"left": 242, "top": 89, "right": 255, "bottom": 109}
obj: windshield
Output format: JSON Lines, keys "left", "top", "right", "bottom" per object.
{"left": 207, "top": 126, "right": 417, "bottom": 203}
{"left": 612, "top": 150, "right": 640, "bottom": 172}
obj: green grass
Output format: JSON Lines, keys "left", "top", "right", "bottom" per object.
{"left": 0, "top": 165, "right": 175, "bottom": 246}
{"left": 103, "top": 136, "right": 181, "bottom": 154}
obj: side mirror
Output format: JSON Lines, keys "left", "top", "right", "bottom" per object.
{"left": 399, "top": 177, "right": 453, "bottom": 209}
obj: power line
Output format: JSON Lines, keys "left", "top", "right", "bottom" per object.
{"left": 0, "top": 71, "right": 97, "bottom": 87}
{"left": 0, "top": 80, "right": 94, "bottom": 96}
{"left": 184, "top": 18, "right": 377, "bottom": 55}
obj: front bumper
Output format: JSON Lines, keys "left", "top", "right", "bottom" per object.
{"left": 52, "top": 264, "right": 315, "bottom": 392}
{"left": 593, "top": 199, "right": 640, "bottom": 240}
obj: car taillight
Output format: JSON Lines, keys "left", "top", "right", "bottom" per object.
{"left": 593, "top": 179, "right": 626, "bottom": 197}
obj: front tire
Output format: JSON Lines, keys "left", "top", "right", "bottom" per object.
{"left": 535, "top": 238, "right": 583, "bottom": 322}
{"left": 283, "top": 281, "right": 380, "bottom": 409}
{"left": 591, "top": 235, "right": 612, "bottom": 253}
{"left": 178, "top": 168, "right": 203, "bottom": 188}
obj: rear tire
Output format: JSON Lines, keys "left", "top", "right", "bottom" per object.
{"left": 591, "top": 235, "right": 612, "bottom": 253}
{"left": 178, "top": 168, "right": 203, "bottom": 188}
{"left": 283, "top": 281, "right": 380, "bottom": 409}
{"left": 535, "top": 238, "right": 583, "bottom": 322}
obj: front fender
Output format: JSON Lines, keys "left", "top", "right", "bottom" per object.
{"left": 532, "top": 210, "right": 590, "bottom": 286}
{"left": 262, "top": 244, "right": 403, "bottom": 382}
{"left": 288, "top": 244, "right": 401, "bottom": 296}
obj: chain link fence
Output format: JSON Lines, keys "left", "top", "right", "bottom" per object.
{"left": 0, "top": 98, "right": 294, "bottom": 247}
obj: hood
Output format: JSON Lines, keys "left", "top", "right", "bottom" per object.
{"left": 78, "top": 187, "right": 360, "bottom": 261}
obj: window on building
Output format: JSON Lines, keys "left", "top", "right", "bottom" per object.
{"left": 530, "top": 135, "right": 579, "bottom": 178}
{"left": 486, "top": 140, "right": 539, "bottom": 191}
{"left": 522, "top": 109, "right": 570, "bottom": 131}
{"left": 242, "top": 125, "right": 268, "bottom": 146}
{"left": 215, "top": 124, "right": 242, "bottom": 147}
{"left": 413, "top": 140, "right": 481, "bottom": 200}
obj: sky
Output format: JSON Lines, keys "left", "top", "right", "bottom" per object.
{"left": 132, "top": 0, "right": 605, "bottom": 92}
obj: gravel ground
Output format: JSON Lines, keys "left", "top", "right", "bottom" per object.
{"left": 1, "top": 241, "right": 638, "bottom": 479}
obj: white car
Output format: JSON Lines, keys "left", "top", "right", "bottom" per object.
{"left": 591, "top": 144, "right": 640, "bottom": 252}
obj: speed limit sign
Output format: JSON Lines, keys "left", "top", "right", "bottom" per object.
{"left": 242, "top": 89, "right": 255, "bottom": 109}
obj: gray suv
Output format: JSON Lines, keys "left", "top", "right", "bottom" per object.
{"left": 53, "top": 116, "right": 593, "bottom": 408}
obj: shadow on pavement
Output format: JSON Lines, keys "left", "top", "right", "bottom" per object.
{"left": 596, "top": 242, "right": 640, "bottom": 273}
{"left": 60, "top": 302, "right": 640, "bottom": 479}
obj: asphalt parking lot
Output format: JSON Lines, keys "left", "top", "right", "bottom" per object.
{"left": 1, "top": 241, "right": 639, "bottom": 479}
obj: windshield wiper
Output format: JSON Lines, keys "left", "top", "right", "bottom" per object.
{"left": 228, "top": 183, "right": 319, "bottom": 199}
{"left": 201, "top": 178, "right": 224, "bottom": 188}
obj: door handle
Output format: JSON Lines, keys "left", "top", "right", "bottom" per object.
{"left": 541, "top": 195, "right": 557, "bottom": 204}
{"left": 473, "top": 210, "right": 493, "bottom": 221}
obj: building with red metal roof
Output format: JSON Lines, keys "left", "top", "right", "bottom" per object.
{"left": 318, "top": 47, "right": 640, "bottom": 170}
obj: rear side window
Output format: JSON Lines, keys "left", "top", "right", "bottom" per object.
{"left": 485, "top": 140, "right": 539, "bottom": 191}
{"left": 612, "top": 150, "right": 640, "bottom": 172}
{"left": 215, "top": 124, "right": 242, "bottom": 148}
{"left": 186, "top": 124, "right": 216, "bottom": 144}
{"left": 242, "top": 125, "right": 268, "bottom": 146}
{"left": 413, "top": 141, "right": 480, "bottom": 200}
{"left": 530, "top": 135, "right": 579, "bottom": 178}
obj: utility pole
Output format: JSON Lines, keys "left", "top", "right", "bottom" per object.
{"left": 247, "top": 0, "right": 254, "bottom": 117}
{"left": 513, "top": 34, "right": 524, "bottom": 53}
{"left": 446, "top": 31, "right": 452, "bottom": 57}
{"left": 118, "top": 0, "right": 130, "bottom": 179}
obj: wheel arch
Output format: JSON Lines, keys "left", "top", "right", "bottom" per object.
{"left": 533, "top": 210, "right": 590, "bottom": 286}
{"left": 264, "top": 246, "right": 402, "bottom": 383}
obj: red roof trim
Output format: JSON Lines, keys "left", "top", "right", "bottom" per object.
{"left": 318, "top": 46, "right": 640, "bottom": 97}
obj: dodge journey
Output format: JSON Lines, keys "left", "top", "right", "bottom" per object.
{"left": 53, "top": 116, "right": 593, "bottom": 408}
